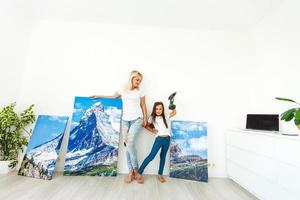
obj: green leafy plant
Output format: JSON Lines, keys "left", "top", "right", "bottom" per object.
{"left": 0, "top": 103, "right": 35, "bottom": 168}
{"left": 275, "top": 97, "right": 300, "bottom": 128}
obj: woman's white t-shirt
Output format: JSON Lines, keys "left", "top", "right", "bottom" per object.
{"left": 118, "top": 88, "right": 145, "bottom": 121}
{"left": 148, "top": 115, "right": 170, "bottom": 137}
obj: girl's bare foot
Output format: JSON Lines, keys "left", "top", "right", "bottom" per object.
{"left": 135, "top": 173, "right": 144, "bottom": 184}
{"left": 125, "top": 172, "right": 133, "bottom": 183}
{"left": 158, "top": 175, "right": 166, "bottom": 183}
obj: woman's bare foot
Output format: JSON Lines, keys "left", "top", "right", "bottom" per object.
{"left": 132, "top": 168, "right": 138, "bottom": 179}
{"left": 135, "top": 173, "right": 144, "bottom": 184}
{"left": 125, "top": 172, "right": 133, "bottom": 183}
{"left": 158, "top": 175, "right": 166, "bottom": 183}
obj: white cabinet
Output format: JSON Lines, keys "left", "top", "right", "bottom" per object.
{"left": 226, "top": 129, "right": 300, "bottom": 200}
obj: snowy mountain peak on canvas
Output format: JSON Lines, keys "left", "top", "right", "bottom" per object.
{"left": 82, "top": 102, "right": 104, "bottom": 120}
{"left": 26, "top": 133, "right": 63, "bottom": 173}
{"left": 71, "top": 102, "right": 119, "bottom": 149}
{"left": 64, "top": 98, "right": 122, "bottom": 176}
{"left": 18, "top": 115, "right": 68, "bottom": 180}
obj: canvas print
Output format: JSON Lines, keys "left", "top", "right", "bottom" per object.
{"left": 170, "top": 120, "right": 208, "bottom": 182}
{"left": 64, "top": 96, "right": 122, "bottom": 176}
{"left": 18, "top": 115, "right": 69, "bottom": 180}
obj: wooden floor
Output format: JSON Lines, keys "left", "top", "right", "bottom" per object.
{"left": 0, "top": 172, "right": 258, "bottom": 200}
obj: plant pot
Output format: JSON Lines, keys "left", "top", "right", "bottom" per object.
{"left": 0, "top": 161, "right": 15, "bottom": 174}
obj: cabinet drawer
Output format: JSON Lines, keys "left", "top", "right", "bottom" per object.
{"left": 227, "top": 145, "right": 276, "bottom": 182}
{"left": 274, "top": 138, "right": 300, "bottom": 167}
{"left": 275, "top": 185, "right": 300, "bottom": 200}
{"left": 227, "top": 161, "right": 276, "bottom": 200}
{"left": 226, "top": 131, "right": 276, "bottom": 158}
{"left": 275, "top": 162, "right": 300, "bottom": 197}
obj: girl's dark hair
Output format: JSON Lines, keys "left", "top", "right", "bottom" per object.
{"left": 150, "top": 102, "right": 168, "bottom": 128}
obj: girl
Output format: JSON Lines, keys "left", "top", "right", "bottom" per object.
{"left": 135, "top": 102, "right": 176, "bottom": 184}
{"left": 90, "top": 70, "right": 147, "bottom": 183}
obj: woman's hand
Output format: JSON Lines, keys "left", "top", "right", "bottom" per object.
{"left": 89, "top": 95, "right": 99, "bottom": 99}
{"left": 152, "top": 129, "right": 158, "bottom": 134}
{"left": 89, "top": 93, "right": 120, "bottom": 99}
{"left": 140, "top": 96, "right": 147, "bottom": 127}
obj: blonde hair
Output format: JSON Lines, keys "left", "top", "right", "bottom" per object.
{"left": 124, "top": 70, "right": 143, "bottom": 91}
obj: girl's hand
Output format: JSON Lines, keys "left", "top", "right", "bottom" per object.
{"left": 143, "top": 118, "right": 148, "bottom": 127}
{"left": 152, "top": 129, "right": 158, "bottom": 134}
{"left": 169, "top": 109, "right": 177, "bottom": 118}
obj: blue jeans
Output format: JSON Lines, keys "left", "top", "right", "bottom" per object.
{"left": 138, "top": 136, "right": 170, "bottom": 175}
{"left": 122, "top": 117, "right": 143, "bottom": 172}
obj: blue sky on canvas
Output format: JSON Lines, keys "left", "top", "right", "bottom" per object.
{"left": 171, "top": 120, "right": 207, "bottom": 159}
{"left": 26, "top": 115, "right": 68, "bottom": 152}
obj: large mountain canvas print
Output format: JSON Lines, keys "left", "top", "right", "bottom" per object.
{"left": 170, "top": 120, "right": 208, "bottom": 182}
{"left": 63, "top": 97, "right": 122, "bottom": 176}
{"left": 18, "top": 115, "right": 69, "bottom": 180}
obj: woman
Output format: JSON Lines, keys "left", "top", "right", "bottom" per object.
{"left": 91, "top": 70, "right": 147, "bottom": 183}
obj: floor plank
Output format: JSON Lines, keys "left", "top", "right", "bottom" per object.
{"left": 0, "top": 172, "right": 258, "bottom": 200}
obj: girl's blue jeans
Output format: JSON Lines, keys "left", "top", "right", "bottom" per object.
{"left": 138, "top": 136, "right": 170, "bottom": 175}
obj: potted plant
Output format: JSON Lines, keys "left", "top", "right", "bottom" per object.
{"left": 0, "top": 103, "right": 35, "bottom": 173}
{"left": 275, "top": 97, "right": 300, "bottom": 130}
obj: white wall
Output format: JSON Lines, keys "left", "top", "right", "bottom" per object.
{"left": 2, "top": 0, "right": 299, "bottom": 180}
{"left": 251, "top": 0, "right": 300, "bottom": 133}
{"left": 0, "top": 0, "right": 33, "bottom": 107}
{"left": 19, "top": 20, "right": 255, "bottom": 177}
{"left": 3, "top": 0, "right": 299, "bottom": 179}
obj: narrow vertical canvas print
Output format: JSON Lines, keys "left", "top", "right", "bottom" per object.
{"left": 18, "top": 115, "right": 69, "bottom": 180}
{"left": 170, "top": 120, "right": 208, "bottom": 182}
{"left": 64, "top": 97, "right": 122, "bottom": 176}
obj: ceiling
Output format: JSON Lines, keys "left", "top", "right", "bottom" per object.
{"left": 21, "top": 0, "right": 284, "bottom": 30}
